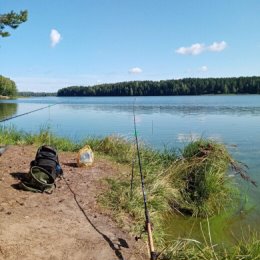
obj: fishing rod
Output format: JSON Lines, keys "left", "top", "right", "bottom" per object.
{"left": 133, "top": 104, "right": 157, "bottom": 260}
{"left": 0, "top": 103, "right": 59, "bottom": 123}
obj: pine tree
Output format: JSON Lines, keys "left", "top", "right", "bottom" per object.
{"left": 0, "top": 10, "right": 28, "bottom": 37}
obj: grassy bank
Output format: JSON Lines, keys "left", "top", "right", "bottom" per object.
{"left": 95, "top": 136, "right": 258, "bottom": 259}
{"left": 0, "top": 126, "right": 259, "bottom": 259}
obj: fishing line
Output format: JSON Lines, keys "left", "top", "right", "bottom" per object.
{"left": 0, "top": 103, "right": 59, "bottom": 123}
{"left": 133, "top": 103, "right": 157, "bottom": 260}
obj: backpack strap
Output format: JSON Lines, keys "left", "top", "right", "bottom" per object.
{"left": 19, "top": 166, "right": 56, "bottom": 194}
{"left": 19, "top": 181, "right": 55, "bottom": 194}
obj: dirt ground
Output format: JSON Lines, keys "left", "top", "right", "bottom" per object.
{"left": 0, "top": 145, "right": 146, "bottom": 260}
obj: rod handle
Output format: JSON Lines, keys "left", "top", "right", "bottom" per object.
{"left": 147, "top": 222, "right": 157, "bottom": 259}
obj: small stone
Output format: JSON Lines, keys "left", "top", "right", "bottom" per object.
{"left": 16, "top": 200, "right": 24, "bottom": 206}
{"left": 6, "top": 211, "right": 11, "bottom": 215}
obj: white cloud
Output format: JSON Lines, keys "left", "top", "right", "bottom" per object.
{"left": 199, "top": 65, "right": 208, "bottom": 72}
{"left": 208, "top": 41, "right": 227, "bottom": 52}
{"left": 50, "top": 29, "right": 61, "bottom": 47}
{"left": 176, "top": 41, "right": 227, "bottom": 55}
{"left": 175, "top": 43, "right": 205, "bottom": 55}
{"left": 128, "top": 67, "right": 143, "bottom": 74}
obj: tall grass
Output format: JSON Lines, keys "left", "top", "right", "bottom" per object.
{"left": 96, "top": 137, "right": 256, "bottom": 258}
{"left": 168, "top": 140, "right": 240, "bottom": 217}
{"left": 0, "top": 125, "right": 79, "bottom": 151}
{"left": 100, "top": 138, "right": 245, "bottom": 222}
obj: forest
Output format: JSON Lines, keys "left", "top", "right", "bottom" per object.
{"left": 18, "top": 91, "right": 56, "bottom": 97}
{"left": 0, "top": 75, "right": 17, "bottom": 97}
{"left": 57, "top": 76, "right": 260, "bottom": 96}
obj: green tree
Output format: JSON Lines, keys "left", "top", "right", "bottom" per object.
{"left": 0, "top": 10, "right": 28, "bottom": 37}
{"left": 0, "top": 75, "right": 17, "bottom": 96}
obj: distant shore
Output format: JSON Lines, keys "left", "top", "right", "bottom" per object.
{"left": 0, "top": 95, "right": 10, "bottom": 100}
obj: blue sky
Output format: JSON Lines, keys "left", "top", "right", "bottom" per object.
{"left": 0, "top": 0, "right": 260, "bottom": 92}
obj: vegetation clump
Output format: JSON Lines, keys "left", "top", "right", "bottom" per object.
{"left": 171, "top": 140, "right": 240, "bottom": 217}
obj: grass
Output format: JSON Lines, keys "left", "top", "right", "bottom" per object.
{"left": 0, "top": 125, "right": 79, "bottom": 151}
{"left": 0, "top": 126, "right": 259, "bottom": 259}
{"left": 169, "top": 139, "right": 241, "bottom": 217}
{"left": 94, "top": 137, "right": 257, "bottom": 259}
{"left": 100, "top": 138, "right": 245, "bottom": 220}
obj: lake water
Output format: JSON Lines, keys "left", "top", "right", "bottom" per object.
{"left": 1, "top": 95, "right": 260, "bottom": 240}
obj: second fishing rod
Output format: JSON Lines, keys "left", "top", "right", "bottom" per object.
{"left": 132, "top": 104, "right": 157, "bottom": 260}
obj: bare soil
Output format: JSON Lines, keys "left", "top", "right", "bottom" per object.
{"left": 0, "top": 145, "right": 146, "bottom": 260}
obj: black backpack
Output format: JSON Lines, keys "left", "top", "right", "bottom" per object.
{"left": 30, "top": 145, "right": 63, "bottom": 180}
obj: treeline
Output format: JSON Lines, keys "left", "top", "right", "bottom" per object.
{"left": 18, "top": 91, "right": 57, "bottom": 97}
{"left": 57, "top": 76, "right": 260, "bottom": 96}
{"left": 0, "top": 75, "right": 17, "bottom": 97}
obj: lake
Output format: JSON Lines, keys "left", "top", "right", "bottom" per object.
{"left": 1, "top": 95, "right": 260, "bottom": 240}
